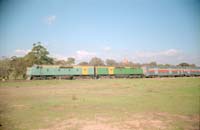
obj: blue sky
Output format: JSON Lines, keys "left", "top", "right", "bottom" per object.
{"left": 0, "top": 0, "right": 200, "bottom": 65}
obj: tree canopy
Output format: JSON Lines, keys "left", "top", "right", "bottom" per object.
{"left": 78, "top": 61, "right": 89, "bottom": 66}
{"left": 24, "top": 42, "right": 53, "bottom": 66}
{"left": 66, "top": 57, "right": 75, "bottom": 65}
{"left": 89, "top": 57, "right": 105, "bottom": 66}
{"left": 0, "top": 57, "right": 10, "bottom": 79}
{"left": 106, "top": 59, "right": 118, "bottom": 66}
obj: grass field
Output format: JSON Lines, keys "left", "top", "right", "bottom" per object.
{"left": 0, "top": 78, "right": 199, "bottom": 130}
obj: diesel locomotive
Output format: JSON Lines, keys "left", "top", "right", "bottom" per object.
{"left": 26, "top": 65, "right": 200, "bottom": 80}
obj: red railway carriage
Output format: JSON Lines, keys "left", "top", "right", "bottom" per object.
{"left": 142, "top": 66, "right": 200, "bottom": 77}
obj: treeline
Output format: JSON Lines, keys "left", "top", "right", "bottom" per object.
{"left": 0, "top": 42, "right": 197, "bottom": 80}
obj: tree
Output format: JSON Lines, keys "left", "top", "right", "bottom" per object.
{"left": 189, "top": 64, "right": 196, "bottom": 67}
{"left": 106, "top": 59, "right": 118, "bottom": 66}
{"left": 66, "top": 57, "right": 75, "bottom": 65}
{"left": 132, "top": 63, "right": 141, "bottom": 68}
{"left": 54, "top": 58, "right": 75, "bottom": 66}
{"left": 24, "top": 42, "right": 53, "bottom": 66}
{"left": 78, "top": 61, "right": 89, "bottom": 66}
{"left": 164, "top": 64, "right": 172, "bottom": 67}
{"left": 126, "top": 61, "right": 137, "bottom": 67}
{"left": 89, "top": 57, "right": 105, "bottom": 66}
{"left": 0, "top": 57, "right": 11, "bottom": 80}
{"left": 149, "top": 61, "right": 157, "bottom": 67}
{"left": 9, "top": 56, "right": 27, "bottom": 79}
{"left": 54, "top": 60, "right": 68, "bottom": 65}
{"left": 178, "top": 62, "right": 190, "bottom": 67}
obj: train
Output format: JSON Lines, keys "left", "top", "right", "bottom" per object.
{"left": 26, "top": 65, "right": 200, "bottom": 80}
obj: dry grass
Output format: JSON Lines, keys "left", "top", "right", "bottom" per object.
{"left": 0, "top": 77, "right": 199, "bottom": 130}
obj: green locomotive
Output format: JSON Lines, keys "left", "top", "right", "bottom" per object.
{"left": 26, "top": 65, "right": 143, "bottom": 80}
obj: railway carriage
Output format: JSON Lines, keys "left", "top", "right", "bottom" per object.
{"left": 186, "top": 67, "right": 200, "bottom": 76}
{"left": 142, "top": 66, "right": 171, "bottom": 77}
{"left": 142, "top": 66, "right": 200, "bottom": 77}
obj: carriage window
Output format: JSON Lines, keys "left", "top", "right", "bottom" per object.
{"left": 58, "top": 69, "right": 60, "bottom": 71}
{"left": 76, "top": 69, "right": 79, "bottom": 71}
{"left": 47, "top": 69, "right": 49, "bottom": 71}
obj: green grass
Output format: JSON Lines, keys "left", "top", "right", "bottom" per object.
{"left": 0, "top": 78, "right": 199, "bottom": 130}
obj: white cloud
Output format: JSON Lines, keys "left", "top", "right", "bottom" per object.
{"left": 103, "top": 46, "right": 111, "bottom": 51}
{"left": 50, "top": 50, "right": 96, "bottom": 63}
{"left": 127, "top": 49, "right": 200, "bottom": 65}
{"left": 134, "top": 49, "right": 180, "bottom": 58}
{"left": 131, "top": 49, "right": 182, "bottom": 64}
{"left": 162, "top": 49, "right": 179, "bottom": 56}
{"left": 14, "top": 49, "right": 30, "bottom": 56}
{"left": 75, "top": 50, "right": 96, "bottom": 61}
{"left": 44, "top": 15, "right": 56, "bottom": 25}
{"left": 51, "top": 53, "right": 68, "bottom": 60}
{"left": 175, "top": 54, "right": 200, "bottom": 66}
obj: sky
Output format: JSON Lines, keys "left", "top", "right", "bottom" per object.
{"left": 0, "top": 0, "right": 200, "bottom": 65}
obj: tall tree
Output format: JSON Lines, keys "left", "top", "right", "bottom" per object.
{"left": 54, "top": 60, "right": 68, "bottom": 65}
{"left": 0, "top": 57, "right": 11, "bottom": 80}
{"left": 189, "top": 64, "right": 196, "bottom": 67}
{"left": 89, "top": 57, "right": 104, "bottom": 66}
{"left": 78, "top": 61, "right": 89, "bottom": 66}
{"left": 66, "top": 57, "right": 75, "bottom": 65}
{"left": 178, "top": 62, "right": 190, "bottom": 67}
{"left": 9, "top": 56, "right": 27, "bottom": 79}
{"left": 24, "top": 42, "right": 53, "bottom": 66}
{"left": 106, "top": 59, "right": 117, "bottom": 66}
{"left": 149, "top": 61, "right": 157, "bottom": 67}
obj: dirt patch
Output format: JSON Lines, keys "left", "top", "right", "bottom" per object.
{"left": 38, "top": 112, "right": 199, "bottom": 130}
{"left": 111, "top": 83, "right": 121, "bottom": 87}
{"left": 81, "top": 122, "right": 119, "bottom": 130}
{"left": 119, "top": 112, "right": 168, "bottom": 130}
{"left": 38, "top": 118, "right": 119, "bottom": 130}
{"left": 51, "top": 105, "right": 65, "bottom": 111}
{"left": 154, "top": 112, "right": 200, "bottom": 130}
{"left": 155, "top": 112, "right": 199, "bottom": 122}
{"left": 12, "top": 104, "right": 28, "bottom": 109}
{"left": 122, "top": 119, "right": 166, "bottom": 130}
